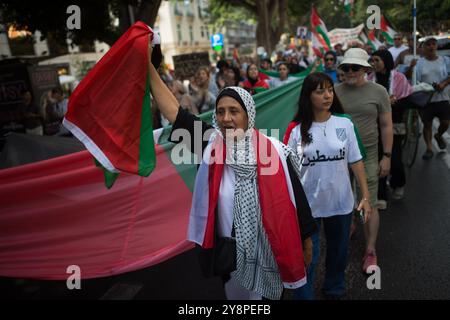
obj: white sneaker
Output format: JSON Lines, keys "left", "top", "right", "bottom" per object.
{"left": 392, "top": 187, "right": 405, "bottom": 200}
{"left": 377, "top": 200, "right": 387, "bottom": 210}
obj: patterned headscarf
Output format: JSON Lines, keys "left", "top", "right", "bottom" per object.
{"left": 212, "top": 86, "right": 256, "bottom": 133}
{"left": 210, "top": 86, "right": 283, "bottom": 299}
{"left": 212, "top": 86, "right": 257, "bottom": 166}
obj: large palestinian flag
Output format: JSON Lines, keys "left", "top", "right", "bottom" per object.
{"left": 63, "top": 21, "right": 159, "bottom": 188}
{"left": 0, "top": 79, "right": 305, "bottom": 280}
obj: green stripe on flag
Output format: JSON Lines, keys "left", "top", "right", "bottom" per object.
{"left": 316, "top": 27, "right": 331, "bottom": 49}
{"left": 138, "top": 74, "right": 156, "bottom": 176}
{"left": 260, "top": 63, "right": 321, "bottom": 79}
{"left": 381, "top": 31, "right": 393, "bottom": 45}
{"left": 94, "top": 158, "right": 119, "bottom": 189}
{"left": 156, "top": 79, "right": 306, "bottom": 192}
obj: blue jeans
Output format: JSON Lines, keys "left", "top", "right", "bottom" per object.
{"left": 294, "top": 213, "right": 353, "bottom": 299}
{"left": 293, "top": 230, "right": 320, "bottom": 300}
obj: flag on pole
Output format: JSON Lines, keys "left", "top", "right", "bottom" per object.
{"left": 380, "top": 15, "right": 396, "bottom": 45}
{"left": 63, "top": 21, "right": 160, "bottom": 188}
{"left": 311, "top": 6, "right": 331, "bottom": 50}
{"left": 232, "top": 47, "right": 240, "bottom": 65}
{"left": 312, "top": 31, "right": 330, "bottom": 57}
{"left": 367, "top": 29, "right": 383, "bottom": 51}
{"left": 359, "top": 30, "right": 368, "bottom": 44}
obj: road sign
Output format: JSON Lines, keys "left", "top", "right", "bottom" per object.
{"left": 211, "top": 33, "right": 224, "bottom": 50}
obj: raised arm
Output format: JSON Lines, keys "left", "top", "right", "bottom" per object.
{"left": 147, "top": 44, "right": 179, "bottom": 124}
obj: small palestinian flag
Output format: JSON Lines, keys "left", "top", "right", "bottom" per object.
{"left": 63, "top": 21, "right": 160, "bottom": 188}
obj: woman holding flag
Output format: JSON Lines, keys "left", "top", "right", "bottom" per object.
{"left": 147, "top": 43, "right": 317, "bottom": 300}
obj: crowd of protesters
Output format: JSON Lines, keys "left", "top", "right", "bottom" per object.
{"left": 149, "top": 32, "right": 449, "bottom": 300}
{"left": 9, "top": 31, "right": 449, "bottom": 300}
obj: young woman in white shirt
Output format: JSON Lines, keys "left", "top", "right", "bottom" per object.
{"left": 284, "top": 72, "right": 372, "bottom": 299}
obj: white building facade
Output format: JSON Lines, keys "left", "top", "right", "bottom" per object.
{"left": 155, "top": 0, "right": 212, "bottom": 69}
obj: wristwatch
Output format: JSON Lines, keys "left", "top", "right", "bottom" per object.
{"left": 383, "top": 152, "right": 392, "bottom": 158}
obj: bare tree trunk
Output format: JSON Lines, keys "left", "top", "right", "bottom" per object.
{"left": 135, "top": 0, "right": 163, "bottom": 28}
{"left": 256, "top": 0, "right": 274, "bottom": 54}
{"left": 117, "top": 2, "right": 131, "bottom": 36}
{"left": 254, "top": 0, "right": 288, "bottom": 55}
{"left": 117, "top": 0, "right": 162, "bottom": 34}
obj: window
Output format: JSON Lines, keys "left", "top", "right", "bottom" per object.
{"left": 177, "top": 24, "right": 182, "bottom": 45}
{"left": 189, "top": 25, "right": 194, "bottom": 45}
{"left": 200, "top": 26, "right": 204, "bottom": 38}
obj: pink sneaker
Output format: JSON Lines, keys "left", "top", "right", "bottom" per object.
{"left": 362, "top": 251, "right": 378, "bottom": 274}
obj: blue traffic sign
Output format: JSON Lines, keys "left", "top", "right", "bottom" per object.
{"left": 210, "top": 33, "right": 224, "bottom": 48}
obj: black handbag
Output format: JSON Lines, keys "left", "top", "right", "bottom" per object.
{"left": 407, "top": 91, "right": 434, "bottom": 109}
{"left": 197, "top": 212, "right": 237, "bottom": 277}
{"left": 213, "top": 236, "right": 236, "bottom": 275}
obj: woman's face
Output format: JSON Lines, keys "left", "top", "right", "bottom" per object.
{"left": 196, "top": 70, "right": 209, "bottom": 86}
{"left": 278, "top": 64, "right": 289, "bottom": 79}
{"left": 324, "top": 55, "right": 335, "bottom": 68}
{"left": 224, "top": 69, "right": 237, "bottom": 86}
{"left": 261, "top": 60, "right": 270, "bottom": 70}
{"left": 216, "top": 96, "right": 248, "bottom": 139}
{"left": 248, "top": 64, "right": 259, "bottom": 80}
{"left": 310, "top": 83, "right": 334, "bottom": 113}
{"left": 371, "top": 55, "right": 386, "bottom": 73}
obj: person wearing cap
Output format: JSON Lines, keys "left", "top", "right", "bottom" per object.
{"left": 334, "top": 48, "right": 393, "bottom": 274}
{"left": 415, "top": 37, "right": 450, "bottom": 160}
{"left": 146, "top": 44, "right": 317, "bottom": 300}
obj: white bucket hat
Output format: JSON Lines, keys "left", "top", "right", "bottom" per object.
{"left": 338, "top": 48, "right": 372, "bottom": 68}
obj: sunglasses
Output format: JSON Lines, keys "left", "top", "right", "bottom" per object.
{"left": 325, "top": 58, "right": 335, "bottom": 61}
{"left": 340, "top": 64, "right": 363, "bottom": 72}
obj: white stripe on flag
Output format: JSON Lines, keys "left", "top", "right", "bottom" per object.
{"left": 63, "top": 118, "right": 119, "bottom": 173}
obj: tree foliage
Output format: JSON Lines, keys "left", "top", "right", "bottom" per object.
{"left": 0, "top": 0, "right": 162, "bottom": 50}
{"left": 209, "top": 0, "right": 289, "bottom": 54}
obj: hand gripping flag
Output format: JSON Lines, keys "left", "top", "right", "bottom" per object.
{"left": 63, "top": 21, "right": 160, "bottom": 188}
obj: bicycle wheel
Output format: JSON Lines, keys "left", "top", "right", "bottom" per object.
{"left": 402, "top": 109, "right": 420, "bottom": 167}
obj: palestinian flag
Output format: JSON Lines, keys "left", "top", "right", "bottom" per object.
{"left": 359, "top": 30, "right": 368, "bottom": 44}
{"left": 312, "top": 31, "right": 329, "bottom": 58}
{"left": 0, "top": 72, "right": 306, "bottom": 280}
{"left": 311, "top": 6, "right": 331, "bottom": 50}
{"left": 367, "top": 29, "right": 383, "bottom": 51}
{"left": 63, "top": 21, "right": 160, "bottom": 188}
{"left": 380, "top": 15, "right": 396, "bottom": 45}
